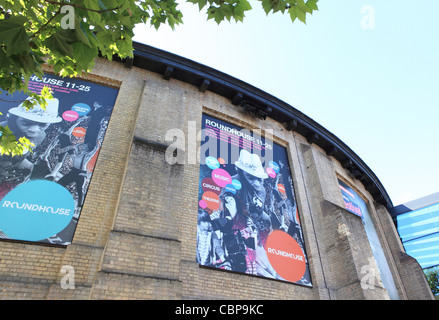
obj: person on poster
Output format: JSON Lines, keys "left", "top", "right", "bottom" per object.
{"left": 231, "top": 149, "right": 272, "bottom": 241}
{"left": 0, "top": 97, "right": 62, "bottom": 199}
{"left": 214, "top": 149, "right": 278, "bottom": 278}
{"left": 196, "top": 209, "right": 229, "bottom": 269}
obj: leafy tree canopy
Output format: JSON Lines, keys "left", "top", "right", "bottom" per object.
{"left": 424, "top": 266, "right": 439, "bottom": 297}
{"left": 0, "top": 0, "right": 318, "bottom": 155}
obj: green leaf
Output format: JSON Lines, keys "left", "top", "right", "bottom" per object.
{"left": 0, "top": 47, "right": 12, "bottom": 69}
{"left": 206, "top": 6, "right": 225, "bottom": 24}
{"left": 297, "top": 0, "right": 312, "bottom": 13}
{"left": 18, "top": 53, "right": 36, "bottom": 75}
{"left": 99, "top": 0, "right": 119, "bottom": 7}
{"left": 214, "top": 10, "right": 225, "bottom": 24}
{"left": 45, "top": 30, "right": 75, "bottom": 58}
{"left": 73, "top": 42, "right": 97, "bottom": 71}
{"left": 0, "top": 16, "right": 30, "bottom": 56}
{"left": 261, "top": 0, "right": 273, "bottom": 14}
{"left": 40, "top": 86, "right": 54, "bottom": 100}
{"left": 80, "top": 23, "right": 99, "bottom": 48}
{"left": 74, "top": 20, "right": 91, "bottom": 47}
{"left": 306, "top": 0, "right": 319, "bottom": 11}
{"left": 218, "top": 5, "right": 233, "bottom": 22}
{"left": 296, "top": 6, "right": 307, "bottom": 23}
{"left": 288, "top": 6, "right": 297, "bottom": 22}
{"left": 0, "top": 125, "right": 34, "bottom": 156}
{"left": 264, "top": 0, "right": 287, "bottom": 14}
{"left": 83, "top": 0, "right": 103, "bottom": 23}
{"left": 234, "top": 0, "right": 252, "bottom": 21}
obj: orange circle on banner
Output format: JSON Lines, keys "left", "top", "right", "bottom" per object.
{"left": 265, "top": 230, "right": 306, "bottom": 283}
{"left": 277, "top": 184, "right": 286, "bottom": 194}
{"left": 202, "top": 191, "right": 220, "bottom": 212}
{"left": 72, "top": 127, "right": 86, "bottom": 137}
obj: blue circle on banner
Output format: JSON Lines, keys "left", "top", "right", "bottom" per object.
{"left": 71, "top": 103, "right": 91, "bottom": 116}
{"left": 224, "top": 184, "right": 236, "bottom": 195}
{"left": 269, "top": 161, "right": 280, "bottom": 173}
{"left": 231, "top": 179, "right": 242, "bottom": 190}
{"left": 0, "top": 180, "right": 75, "bottom": 242}
{"left": 205, "top": 156, "right": 220, "bottom": 170}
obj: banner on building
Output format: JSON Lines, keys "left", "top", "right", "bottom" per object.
{"left": 338, "top": 179, "right": 363, "bottom": 218}
{"left": 0, "top": 73, "right": 119, "bottom": 245}
{"left": 196, "top": 114, "right": 312, "bottom": 286}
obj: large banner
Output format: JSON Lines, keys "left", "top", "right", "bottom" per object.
{"left": 338, "top": 179, "right": 363, "bottom": 218}
{"left": 197, "top": 114, "right": 312, "bottom": 286}
{"left": 0, "top": 74, "right": 119, "bottom": 245}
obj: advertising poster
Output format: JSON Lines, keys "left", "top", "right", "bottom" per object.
{"left": 338, "top": 179, "right": 363, "bottom": 218}
{"left": 0, "top": 73, "right": 119, "bottom": 245}
{"left": 197, "top": 114, "right": 312, "bottom": 286}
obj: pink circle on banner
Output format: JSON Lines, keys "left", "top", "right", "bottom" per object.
{"left": 199, "top": 200, "right": 207, "bottom": 209}
{"left": 211, "top": 168, "right": 232, "bottom": 188}
{"left": 62, "top": 110, "right": 79, "bottom": 122}
{"left": 266, "top": 167, "right": 276, "bottom": 178}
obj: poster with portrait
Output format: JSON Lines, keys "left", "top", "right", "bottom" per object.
{"left": 0, "top": 73, "right": 119, "bottom": 245}
{"left": 196, "top": 114, "right": 312, "bottom": 286}
{"left": 338, "top": 179, "right": 363, "bottom": 218}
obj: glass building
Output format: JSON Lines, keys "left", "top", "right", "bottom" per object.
{"left": 391, "top": 193, "right": 439, "bottom": 270}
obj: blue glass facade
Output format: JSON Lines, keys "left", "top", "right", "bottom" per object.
{"left": 395, "top": 201, "right": 439, "bottom": 269}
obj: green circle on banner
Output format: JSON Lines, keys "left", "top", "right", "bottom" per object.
{"left": 0, "top": 180, "right": 75, "bottom": 242}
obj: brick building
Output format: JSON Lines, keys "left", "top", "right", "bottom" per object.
{"left": 0, "top": 42, "right": 433, "bottom": 300}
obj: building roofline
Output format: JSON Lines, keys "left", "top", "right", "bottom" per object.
{"left": 121, "top": 41, "right": 393, "bottom": 209}
{"left": 389, "top": 192, "right": 439, "bottom": 218}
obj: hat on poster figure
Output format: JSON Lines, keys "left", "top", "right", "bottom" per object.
{"left": 8, "top": 97, "right": 62, "bottom": 124}
{"left": 234, "top": 149, "right": 268, "bottom": 179}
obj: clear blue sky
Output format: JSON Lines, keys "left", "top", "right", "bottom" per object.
{"left": 133, "top": 0, "right": 439, "bottom": 206}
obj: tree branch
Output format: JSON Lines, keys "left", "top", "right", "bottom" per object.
{"left": 30, "top": 8, "right": 61, "bottom": 39}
